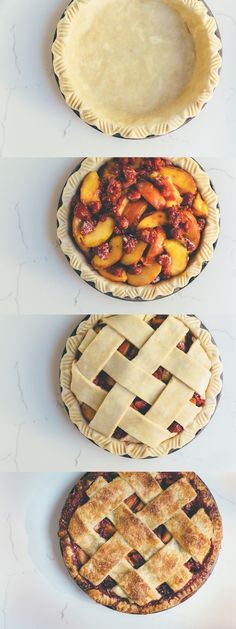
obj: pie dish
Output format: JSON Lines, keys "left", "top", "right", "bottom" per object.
{"left": 52, "top": 0, "right": 222, "bottom": 138}
{"left": 57, "top": 157, "right": 220, "bottom": 301}
{"left": 58, "top": 471, "right": 222, "bottom": 614}
{"left": 60, "top": 314, "right": 222, "bottom": 458}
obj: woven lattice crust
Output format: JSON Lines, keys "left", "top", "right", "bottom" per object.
{"left": 59, "top": 472, "right": 222, "bottom": 614}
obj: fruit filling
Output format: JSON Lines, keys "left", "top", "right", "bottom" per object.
{"left": 71, "top": 158, "right": 208, "bottom": 286}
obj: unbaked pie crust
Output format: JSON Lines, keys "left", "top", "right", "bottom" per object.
{"left": 60, "top": 314, "right": 222, "bottom": 458}
{"left": 57, "top": 157, "right": 220, "bottom": 301}
{"left": 52, "top": 0, "right": 222, "bottom": 138}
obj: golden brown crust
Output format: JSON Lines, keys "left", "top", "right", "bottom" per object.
{"left": 57, "top": 157, "right": 220, "bottom": 301}
{"left": 58, "top": 472, "right": 223, "bottom": 614}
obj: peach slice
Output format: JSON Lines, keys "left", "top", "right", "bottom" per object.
{"left": 81, "top": 217, "right": 115, "bottom": 248}
{"left": 137, "top": 210, "right": 167, "bottom": 229}
{"left": 137, "top": 181, "right": 165, "bottom": 210}
{"left": 127, "top": 263, "right": 161, "bottom": 286}
{"left": 92, "top": 236, "right": 123, "bottom": 269}
{"left": 193, "top": 193, "right": 209, "bottom": 218}
{"left": 123, "top": 199, "right": 148, "bottom": 226}
{"left": 72, "top": 215, "right": 89, "bottom": 253}
{"left": 164, "top": 240, "right": 189, "bottom": 276}
{"left": 100, "top": 159, "right": 118, "bottom": 182}
{"left": 159, "top": 166, "right": 197, "bottom": 195}
{"left": 80, "top": 171, "right": 100, "bottom": 204}
{"left": 98, "top": 267, "right": 127, "bottom": 283}
{"left": 150, "top": 171, "right": 182, "bottom": 207}
{"left": 181, "top": 210, "right": 201, "bottom": 251}
{"left": 81, "top": 403, "right": 95, "bottom": 422}
{"left": 116, "top": 194, "right": 129, "bottom": 216}
{"left": 121, "top": 241, "right": 147, "bottom": 266}
{"left": 143, "top": 227, "right": 166, "bottom": 265}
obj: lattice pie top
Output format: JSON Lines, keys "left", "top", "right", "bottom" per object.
{"left": 59, "top": 472, "right": 222, "bottom": 614}
{"left": 60, "top": 314, "right": 222, "bottom": 458}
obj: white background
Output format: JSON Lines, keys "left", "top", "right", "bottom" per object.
{"left": 0, "top": 472, "right": 235, "bottom": 629}
{"left": 0, "top": 157, "right": 236, "bottom": 314}
{"left": 0, "top": 0, "right": 235, "bottom": 157}
{"left": 1, "top": 0, "right": 236, "bottom": 627}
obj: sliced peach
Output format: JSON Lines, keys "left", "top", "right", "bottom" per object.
{"left": 121, "top": 241, "right": 147, "bottom": 266}
{"left": 80, "top": 171, "right": 100, "bottom": 204}
{"left": 100, "top": 159, "right": 118, "bottom": 182}
{"left": 72, "top": 215, "right": 89, "bottom": 253}
{"left": 81, "top": 403, "right": 95, "bottom": 422}
{"left": 116, "top": 194, "right": 129, "bottom": 216}
{"left": 82, "top": 217, "right": 115, "bottom": 248}
{"left": 123, "top": 199, "right": 148, "bottom": 226}
{"left": 193, "top": 193, "right": 209, "bottom": 218}
{"left": 92, "top": 236, "right": 123, "bottom": 269}
{"left": 137, "top": 181, "right": 165, "bottom": 210}
{"left": 137, "top": 210, "right": 167, "bottom": 229}
{"left": 150, "top": 171, "right": 182, "bottom": 207}
{"left": 143, "top": 227, "right": 166, "bottom": 265}
{"left": 98, "top": 267, "right": 127, "bottom": 283}
{"left": 127, "top": 263, "right": 161, "bottom": 286}
{"left": 181, "top": 210, "right": 201, "bottom": 251}
{"left": 159, "top": 166, "right": 197, "bottom": 195}
{"left": 164, "top": 240, "right": 189, "bottom": 276}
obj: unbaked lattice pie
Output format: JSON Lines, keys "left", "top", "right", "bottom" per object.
{"left": 60, "top": 314, "right": 222, "bottom": 458}
{"left": 59, "top": 472, "right": 222, "bottom": 614}
{"left": 52, "top": 0, "right": 222, "bottom": 138}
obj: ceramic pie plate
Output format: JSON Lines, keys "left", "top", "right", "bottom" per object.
{"left": 57, "top": 157, "right": 220, "bottom": 302}
{"left": 52, "top": 0, "right": 222, "bottom": 138}
{"left": 58, "top": 472, "right": 222, "bottom": 614}
{"left": 60, "top": 314, "right": 223, "bottom": 459}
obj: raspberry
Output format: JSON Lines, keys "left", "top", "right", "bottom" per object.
{"left": 127, "top": 188, "right": 141, "bottom": 201}
{"left": 114, "top": 216, "right": 129, "bottom": 234}
{"left": 128, "top": 263, "right": 143, "bottom": 275}
{"left": 80, "top": 220, "right": 94, "bottom": 235}
{"left": 197, "top": 217, "right": 206, "bottom": 232}
{"left": 158, "top": 254, "right": 172, "bottom": 279}
{"left": 181, "top": 193, "right": 195, "bottom": 207}
{"left": 74, "top": 202, "right": 90, "bottom": 221}
{"left": 96, "top": 242, "right": 110, "bottom": 260}
{"left": 122, "top": 165, "right": 137, "bottom": 185}
{"left": 167, "top": 207, "right": 182, "bottom": 227}
{"left": 107, "top": 265, "right": 124, "bottom": 277}
{"left": 139, "top": 229, "right": 152, "bottom": 244}
{"left": 191, "top": 392, "right": 205, "bottom": 407}
{"left": 123, "top": 235, "right": 138, "bottom": 253}
{"left": 89, "top": 201, "right": 102, "bottom": 214}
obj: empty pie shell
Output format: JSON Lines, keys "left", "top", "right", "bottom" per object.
{"left": 52, "top": 0, "right": 222, "bottom": 138}
{"left": 58, "top": 472, "right": 222, "bottom": 613}
{"left": 57, "top": 157, "right": 220, "bottom": 301}
{"left": 60, "top": 314, "right": 223, "bottom": 459}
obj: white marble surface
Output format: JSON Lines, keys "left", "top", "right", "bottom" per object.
{"left": 0, "top": 157, "right": 236, "bottom": 314}
{"left": 0, "top": 313, "right": 235, "bottom": 473}
{"left": 0, "top": 471, "right": 235, "bottom": 629}
{"left": 0, "top": 0, "right": 236, "bottom": 157}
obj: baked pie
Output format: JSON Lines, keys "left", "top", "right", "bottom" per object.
{"left": 59, "top": 472, "right": 222, "bottom": 614}
{"left": 57, "top": 157, "right": 220, "bottom": 301}
{"left": 60, "top": 314, "right": 222, "bottom": 458}
{"left": 52, "top": 0, "right": 222, "bottom": 138}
